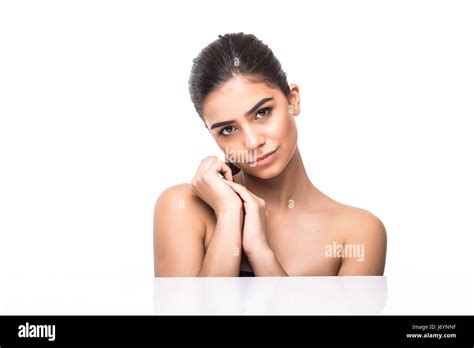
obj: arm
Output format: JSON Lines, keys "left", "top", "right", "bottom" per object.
{"left": 153, "top": 184, "right": 206, "bottom": 277}
{"left": 247, "top": 246, "right": 288, "bottom": 276}
{"left": 221, "top": 180, "right": 288, "bottom": 276}
{"left": 198, "top": 209, "right": 244, "bottom": 277}
{"left": 153, "top": 184, "right": 244, "bottom": 277}
{"left": 337, "top": 210, "right": 387, "bottom": 276}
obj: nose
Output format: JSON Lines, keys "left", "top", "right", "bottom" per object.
{"left": 242, "top": 124, "right": 264, "bottom": 151}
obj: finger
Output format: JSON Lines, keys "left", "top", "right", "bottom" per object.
{"left": 195, "top": 156, "right": 215, "bottom": 178}
{"left": 226, "top": 181, "right": 264, "bottom": 202}
{"left": 223, "top": 180, "right": 255, "bottom": 204}
{"left": 201, "top": 156, "right": 219, "bottom": 173}
{"left": 210, "top": 160, "right": 234, "bottom": 182}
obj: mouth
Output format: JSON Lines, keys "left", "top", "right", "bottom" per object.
{"left": 249, "top": 147, "right": 279, "bottom": 166}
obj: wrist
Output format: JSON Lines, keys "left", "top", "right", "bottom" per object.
{"left": 215, "top": 205, "right": 244, "bottom": 222}
{"left": 245, "top": 242, "right": 273, "bottom": 263}
{"left": 215, "top": 200, "right": 243, "bottom": 217}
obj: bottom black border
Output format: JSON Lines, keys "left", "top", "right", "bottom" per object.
{"left": 0, "top": 315, "right": 472, "bottom": 346}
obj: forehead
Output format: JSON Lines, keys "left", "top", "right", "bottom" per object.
{"left": 202, "top": 75, "right": 280, "bottom": 125}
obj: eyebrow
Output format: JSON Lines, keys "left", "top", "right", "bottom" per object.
{"left": 209, "top": 97, "right": 274, "bottom": 130}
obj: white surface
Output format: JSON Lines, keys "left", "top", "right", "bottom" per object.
{"left": 157, "top": 272, "right": 472, "bottom": 315}
{"left": 0, "top": 0, "right": 473, "bottom": 312}
{"left": 0, "top": 271, "right": 471, "bottom": 315}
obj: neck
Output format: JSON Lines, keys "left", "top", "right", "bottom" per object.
{"left": 236, "top": 146, "right": 316, "bottom": 214}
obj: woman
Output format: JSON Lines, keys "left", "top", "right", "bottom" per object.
{"left": 154, "top": 33, "right": 387, "bottom": 277}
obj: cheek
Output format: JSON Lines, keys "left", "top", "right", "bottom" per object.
{"left": 271, "top": 110, "right": 297, "bottom": 141}
{"left": 214, "top": 136, "right": 238, "bottom": 156}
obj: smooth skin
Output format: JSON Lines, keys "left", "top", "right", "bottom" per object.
{"left": 154, "top": 75, "right": 387, "bottom": 277}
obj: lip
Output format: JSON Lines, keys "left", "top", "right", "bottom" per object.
{"left": 251, "top": 147, "right": 279, "bottom": 166}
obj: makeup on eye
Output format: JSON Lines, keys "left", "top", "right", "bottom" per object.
{"left": 217, "top": 107, "right": 273, "bottom": 137}
{"left": 209, "top": 96, "right": 274, "bottom": 131}
{"left": 219, "top": 125, "right": 236, "bottom": 137}
{"left": 255, "top": 106, "right": 272, "bottom": 119}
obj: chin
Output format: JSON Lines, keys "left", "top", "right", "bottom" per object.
{"left": 240, "top": 162, "right": 286, "bottom": 180}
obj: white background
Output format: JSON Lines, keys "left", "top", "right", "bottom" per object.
{"left": 0, "top": 1, "right": 473, "bottom": 312}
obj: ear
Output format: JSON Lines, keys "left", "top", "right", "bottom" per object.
{"left": 288, "top": 83, "right": 301, "bottom": 117}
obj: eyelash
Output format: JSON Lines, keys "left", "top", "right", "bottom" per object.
{"left": 218, "top": 107, "right": 273, "bottom": 137}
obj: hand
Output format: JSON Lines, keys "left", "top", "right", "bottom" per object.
{"left": 190, "top": 156, "right": 243, "bottom": 217}
{"left": 222, "top": 180, "right": 271, "bottom": 257}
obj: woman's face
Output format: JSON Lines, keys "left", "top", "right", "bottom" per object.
{"left": 202, "top": 74, "right": 300, "bottom": 179}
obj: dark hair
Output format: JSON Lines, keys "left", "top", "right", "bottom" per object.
{"left": 188, "top": 32, "right": 291, "bottom": 175}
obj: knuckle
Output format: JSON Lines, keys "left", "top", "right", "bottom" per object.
{"left": 205, "top": 155, "right": 217, "bottom": 163}
{"left": 201, "top": 172, "right": 212, "bottom": 181}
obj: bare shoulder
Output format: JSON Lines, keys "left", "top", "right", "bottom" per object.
{"left": 155, "top": 183, "right": 203, "bottom": 211}
{"left": 154, "top": 183, "right": 213, "bottom": 235}
{"left": 327, "top": 201, "right": 387, "bottom": 275}
{"left": 336, "top": 204, "right": 386, "bottom": 244}
{"left": 153, "top": 183, "right": 213, "bottom": 276}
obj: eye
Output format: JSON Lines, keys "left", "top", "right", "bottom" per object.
{"left": 219, "top": 125, "right": 235, "bottom": 137}
{"left": 255, "top": 107, "right": 272, "bottom": 119}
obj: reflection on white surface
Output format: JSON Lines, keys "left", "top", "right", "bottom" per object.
{"left": 153, "top": 276, "right": 388, "bottom": 315}
{"left": 0, "top": 271, "right": 471, "bottom": 315}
